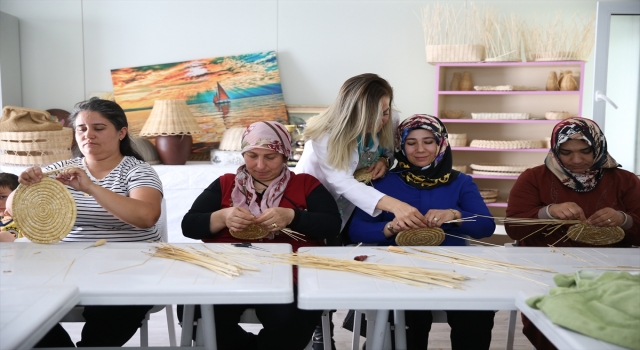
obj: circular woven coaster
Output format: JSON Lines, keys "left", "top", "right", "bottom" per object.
{"left": 395, "top": 227, "right": 445, "bottom": 246}
{"left": 12, "top": 178, "right": 76, "bottom": 244}
{"left": 229, "top": 223, "right": 269, "bottom": 240}
{"left": 353, "top": 168, "right": 373, "bottom": 184}
{"left": 566, "top": 223, "right": 624, "bottom": 246}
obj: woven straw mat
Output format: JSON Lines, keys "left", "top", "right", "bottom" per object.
{"left": 567, "top": 223, "right": 624, "bottom": 245}
{"left": 353, "top": 168, "right": 373, "bottom": 184}
{"left": 13, "top": 178, "right": 76, "bottom": 244}
{"left": 395, "top": 227, "right": 445, "bottom": 246}
{"left": 230, "top": 223, "right": 269, "bottom": 240}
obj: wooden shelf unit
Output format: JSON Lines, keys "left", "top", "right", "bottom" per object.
{"left": 435, "top": 61, "right": 585, "bottom": 218}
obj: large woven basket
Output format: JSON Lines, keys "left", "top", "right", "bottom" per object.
{"left": 12, "top": 178, "right": 76, "bottom": 244}
{"left": 471, "top": 113, "right": 530, "bottom": 120}
{"left": 470, "top": 164, "right": 537, "bottom": 173}
{"left": 566, "top": 223, "right": 625, "bottom": 246}
{"left": 469, "top": 140, "right": 544, "bottom": 149}
{"left": 395, "top": 227, "right": 445, "bottom": 246}
{"left": 448, "top": 133, "right": 467, "bottom": 147}
{"left": 426, "top": 45, "right": 485, "bottom": 63}
{"left": 229, "top": 223, "right": 269, "bottom": 240}
{"left": 0, "top": 128, "right": 73, "bottom": 165}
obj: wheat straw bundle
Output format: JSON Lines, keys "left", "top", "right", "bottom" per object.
{"left": 523, "top": 12, "right": 595, "bottom": 61}
{"left": 12, "top": 178, "right": 76, "bottom": 244}
{"left": 150, "top": 243, "right": 260, "bottom": 277}
{"left": 566, "top": 223, "right": 624, "bottom": 245}
{"left": 396, "top": 228, "right": 445, "bottom": 246}
{"left": 483, "top": 12, "right": 523, "bottom": 62}
{"left": 229, "top": 223, "right": 269, "bottom": 240}
{"left": 353, "top": 168, "right": 373, "bottom": 184}
{"left": 271, "top": 251, "right": 469, "bottom": 289}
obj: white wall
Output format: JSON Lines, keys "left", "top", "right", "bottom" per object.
{"left": 0, "top": 11, "right": 22, "bottom": 107}
{"left": 0, "top": 0, "right": 636, "bottom": 118}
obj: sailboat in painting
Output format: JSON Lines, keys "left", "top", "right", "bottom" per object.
{"left": 213, "top": 82, "right": 231, "bottom": 104}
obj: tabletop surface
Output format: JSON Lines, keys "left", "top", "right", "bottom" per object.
{"left": 0, "top": 242, "right": 293, "bottom": 305}
{"left": 515, "top": 292, "right": 630, "bottom": 350}
{"left": 0, "top": 285, "right": 81, "bottom": 350}
{"left": 296, "top": 246, "right": 640, "bottom": 310}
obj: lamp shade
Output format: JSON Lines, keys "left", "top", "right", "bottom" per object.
{"left": 139, "top": 100, "right": 202, "bottom": 136}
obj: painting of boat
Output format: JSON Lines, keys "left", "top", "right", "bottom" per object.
{"left": 213, "top": 82, "right": 231, "bottom": 104}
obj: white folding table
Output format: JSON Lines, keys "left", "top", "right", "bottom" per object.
{"left": 515, "top": 292, "right": 631, "bottom": 350}
{"left": 296, "top": 246, "right": 640, "bottom": 350}
{"left": 0, "top": 285, "right": 81, "bottom": 350}
{"left": 0, "top": 242, "right": 293, "bottom": 350}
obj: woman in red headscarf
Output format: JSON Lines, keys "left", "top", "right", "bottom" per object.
{"left": 506, "top": 117, "right": 640, "bottom": 350}
{"left": 180, "top": 121, "right": 341, "bottom": 350}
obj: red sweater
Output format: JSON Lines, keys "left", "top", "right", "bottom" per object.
{"left": 505, "top": 165, "right": 640, "bottom": 247}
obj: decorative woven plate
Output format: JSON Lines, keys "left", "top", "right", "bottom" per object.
{"left": 353, "top": 168, "right": 373, "bottom": 184}
{"left": 229, "top": 223, "right": 269, "bottom": 240}
{"left": 483, "top": 198, "right": 498, "bottom": 203}
{"left": 470, "top": 164, "right": 538, "bottom": 173}
{"left": 473, "top": 85, "right": 538, "bottom": 91}
{"left": 566, "top": 223, "right": 625, "bottom": 245}
{"left": 478, "top": 188, "right": 499, "bottom": 198}
{"left": 472, "top": 170, "right": 522, "bottom": 177}
{"left": 12, "top": 178, "right": 76, "bottom": 244}
{"left": 395, "top": 227, "right": 445, "bottom": 246}
{"left": 469, "top": 140, "right": 544, "bottom": 149}
{"left": 471, "top": 113, "right": 530, "bottom": 120}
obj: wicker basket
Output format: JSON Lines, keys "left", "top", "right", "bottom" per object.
{"left": 395, "top": 227, "right": 445, "bottom": 246}
{"left": 470, "top": 163, "right": 537, "bottom": 173}
{"left": 483, "top": 198, "right": 498, "bottom": 203}
{"left": 478, "top": 188, "right": 499, "bottom": 199}
{"left": 545, "top": 111, "right": 570, "bottom": 120}
{"left": 448, "top": 133, "right": 467, "bottom": 147}
{"left": 566, "top": 223, "right": 624, "bottom": 245}
{"left": 0, "top": 128, "right": 73, "bottom": 165}
{"left": 12, "top": 178, "right": 77, "bottom": 244}
{"left": 532, "top": 51, "right": 579, "bottom": 62}
{"left": 353, "top": 168, "right": 373, "bottom": 184}
{"left": 229, "top": 223, "right": 269, "bottom": 240}
{"left": 426, "top": 45, "right": 485, "bottom": 63}
{"left": 472, "top": 170, "right": 523, "bottom": 177}
{"left": 469, "top": 139, "right": 544, "bottom": 149}
{"left": 442, "top": 110, "right": 463, "bottom": 119}
{"left": 473, "top": 85, "right": 538, "bottom": 91}
{"left": 471, "top": 113, "right": 530, "bottom": 120}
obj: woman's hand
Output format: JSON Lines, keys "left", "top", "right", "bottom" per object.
{"left": 368, "top": 157, "right": 388, "bottom": 180}
{"left": 222, "top": 207, "right": 255, "bottom": 232}
{"left": 390, "top": 202, "right": 428, "bottom": 231}
{"left": 55, "top": 167, "right": 97, "bottom": 194}
{"left": 588, "top": 208, "right": 625, "bottom": 227}
{"left": 19, "top": 167, "right": 44, "bottom": 185}
{"left": 424, "top": 209, "right": 456, "bottom": 228}
{"left": 255, "top": 207, "right": 295, "bottom": 232}
{"left": 0, "top": 231, "right": 16, "bottom": 242}
{"left": 548, "top": 202, "right": 586, "bottom": 221}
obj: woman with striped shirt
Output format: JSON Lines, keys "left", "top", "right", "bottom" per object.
{"left": 18, "top": 98, "right": 163, "bottom": 347}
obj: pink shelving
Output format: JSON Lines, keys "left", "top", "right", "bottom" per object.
{"left": 470, "top": 175, "right": 519, "bottom": 180}
{"left": 441, "top": 119, "right": 558, "bottom": 124}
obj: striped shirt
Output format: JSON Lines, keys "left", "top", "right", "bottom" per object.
{"left": 45, "top": 156, "right": 163, "bottom": 242}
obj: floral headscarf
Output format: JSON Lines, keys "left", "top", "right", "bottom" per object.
{"left": 390, "top": 114, "right": 459, "bottom": 189}
{"left": 231, "top": 121, "right": 292, "bottom": 216}
{"left": 545, "top": 117, "right": 619, "bottom": 192}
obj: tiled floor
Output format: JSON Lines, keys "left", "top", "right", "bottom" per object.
{"left": 61, "top": 307, "right": 532, "bottom": 349}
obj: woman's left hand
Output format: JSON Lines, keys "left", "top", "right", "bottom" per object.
{"left": 56, "top": 167, "right": 97, "bottom": 194}
{"left": 368, "top": 158, "right": 388, "bottom": 180}
{"left": 255, "top": 207, "right": 295, "bottom": 232}
{"left": 424, "top": 209, "right": 456, "bottom": 228}
{"left": 588, "top": 208, "right": 625, "bottom": 227}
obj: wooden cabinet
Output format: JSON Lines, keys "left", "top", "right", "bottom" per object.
{"left": 435, "top": 62, "right": 585, "bottom": 227}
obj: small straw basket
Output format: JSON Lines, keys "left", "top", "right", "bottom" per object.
{"left": 395, "top": 227, "right": 445, "bottom": 246}
{"left": 566, "top": 223, "right": 625, "bottom": 246}
{"left": 229, "top": 223, "right": 270, "bottom": 240}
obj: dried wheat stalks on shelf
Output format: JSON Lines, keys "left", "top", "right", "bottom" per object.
{"left": 267, "top": 251, "right": 469, "bottom": 289}
{"left": 421, "top": 2, "right": 486, "bottom": 46}
{"left": 484, "top": 11, "right": 522, "bottom": 62}
{"left": 523, "top": 11, "right": 595, "bottom": 61}
{"left": 149, "top": 243, "right": 260, "bottom": 278}
{"left": 385, "top": 247, "right": 555, "bottom": 286}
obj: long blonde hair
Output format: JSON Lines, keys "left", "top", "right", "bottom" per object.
{"left": 304, "top": 73, "right": 395, "bottom": 171}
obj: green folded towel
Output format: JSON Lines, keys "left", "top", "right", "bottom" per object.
{"left": 527, "top": 271, "right": 640, "bottom": 350}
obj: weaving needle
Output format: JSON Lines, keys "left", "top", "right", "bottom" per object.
{"left": 84, "top": 239, "right": 107, "bottom": 250}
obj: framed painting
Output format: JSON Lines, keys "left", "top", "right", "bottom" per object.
{"left": 111, "top": 51, "right": 287, "bottom": 152}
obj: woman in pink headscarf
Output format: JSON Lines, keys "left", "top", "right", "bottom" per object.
{"left": 180, "top": 121, "right": 341, "bottom": 350}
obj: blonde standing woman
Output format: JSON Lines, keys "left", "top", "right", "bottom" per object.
{"left": 295, "top": 73, "right": 428, "bottom": 234}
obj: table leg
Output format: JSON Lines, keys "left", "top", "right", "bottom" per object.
{"left": 393, "top": 310, "right": 407, "bottom": 350}
{"left": 506, "top": 310, "right": 517, "bottom": 350}
{"left": 351, "top": 310, "right": 362, "bottom": 350}
{"left": 364, "top": 310, "right": 376, "bottom": 350}
{"left": 181, "top": 305, "right": 195, "bottom": 346}
{"left": 321, "top": 310, "right": 331, "bottom": 350}
{"left": 370, "top": 309, "right": 389, "bottom": 350}
{"left": 200, "top": 304, "right": 217, "bottom": 350}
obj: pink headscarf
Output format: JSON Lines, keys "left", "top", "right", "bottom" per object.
{"left": 231, "top": 121, "right": 292, "bottom": 216}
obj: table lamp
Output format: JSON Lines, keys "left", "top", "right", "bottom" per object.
{"left": 139, "top": 100, "right": 202, "bottom": 165}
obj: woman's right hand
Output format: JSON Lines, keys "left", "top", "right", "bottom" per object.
{"left": 391, "top": 201, "right": 428, "bottom": 230}
{"left": 19, "top": 167, "right": 44, "bottom": 185}
{"left": 223, "top": 207, "right": 256, "bottom": 232}
{"left": 548, "top": 202, "right": 586, "bottom": 221}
